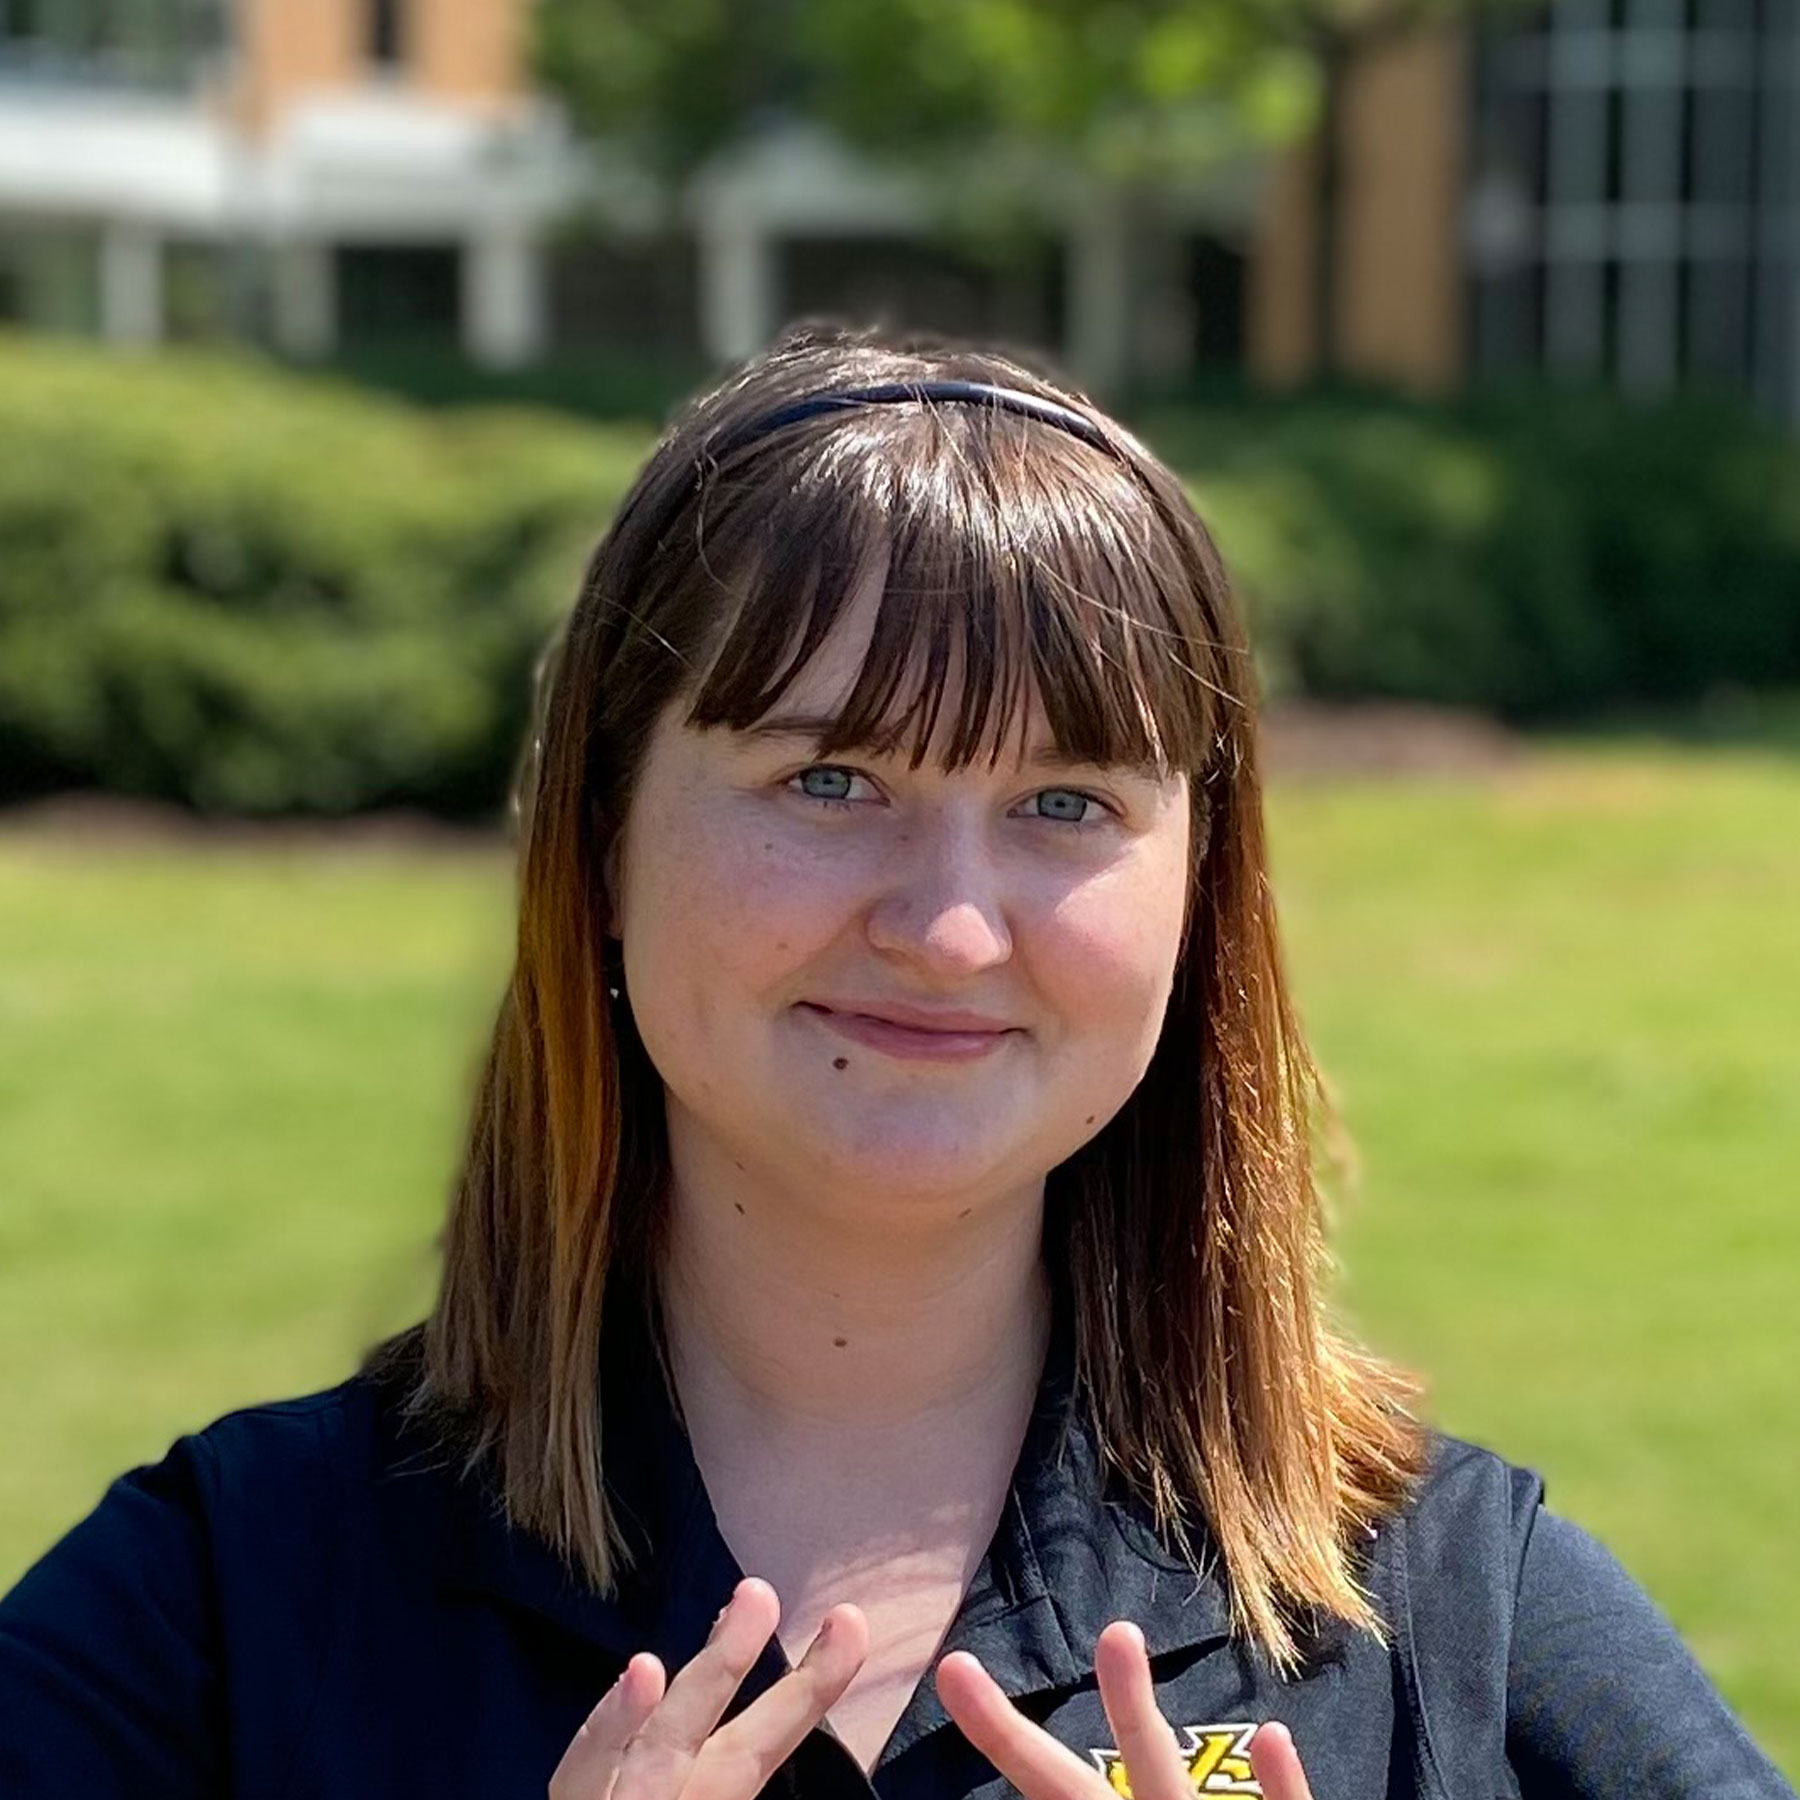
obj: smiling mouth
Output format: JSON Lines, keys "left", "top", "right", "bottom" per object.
{"left": 795, "top": 1003, "right": 1019, "bottom": 1063}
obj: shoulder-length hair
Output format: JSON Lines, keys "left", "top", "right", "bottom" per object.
{"left": 382, "top": 321, "right": 1428, "bottom": 1675}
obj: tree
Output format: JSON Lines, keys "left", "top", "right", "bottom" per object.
{"left": 534, "top": 1, "right": 1309, "bottom": 186}
{"left": 532, "top": 0, "right": 1526, "bottom": 386}
{"left": 536, "top": 0, "right": 1311, "bottom": 391}
{"left": 533, "top": 0, "right": 807, "bottom": 182}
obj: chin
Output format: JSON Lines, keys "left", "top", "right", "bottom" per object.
{"left": 786, "top": 1120, "right": 1034, "bottom": 1209}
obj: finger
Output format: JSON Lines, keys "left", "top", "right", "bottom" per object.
{"left": 937, "top": 1650, "right": 1111, "bottom": 1800}
{"left": 688, "top": 1605, "right": 871, "bottom": 1800}
{"left": 612, "top": 1577, "right": 781, "bottom": 1800}
{"left": 549, "top": 1653, "right": 668, "bottom": 1800}
{"left": 1248, "top": 1722, "right": 1313, "bottom": 1800}
{"left": 1093, "top": 1622, "right": 1194, "bottom": 1800}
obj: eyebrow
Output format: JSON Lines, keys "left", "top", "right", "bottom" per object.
{"left": 736, "top": 713, "right": 1164, "bottom": 776}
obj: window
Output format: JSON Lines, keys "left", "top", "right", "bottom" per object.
{"left": 1467, "top": 0, "right": 1793, "bottom": 410}
{"left": 0, "top": 0, "right": 44, "bottom": 45}
{"left": 0, "top": 0, "right": 226, "bottom": 85}
{"left": 336, "top": 244, "right": 461, "bottom": 347}
{"left": 1189, "top": 237, "right": 1247, "bottom": 368}
{"left": 368, "top": 0, "right": 404, "bottom": 70}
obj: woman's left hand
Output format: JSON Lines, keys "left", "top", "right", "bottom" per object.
{"left": 936, "top": 1622, "right": 1314, "bottom": 1800}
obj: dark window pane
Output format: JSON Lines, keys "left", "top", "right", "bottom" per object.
{"left": 1691, "top": 83, "right": 1756, "bottom": 203}
{"left": 548, "top": 233, "right": 701, "bottom": 357}
{"left": 368, "top": 0, "right": 403, "bottom": 67}
{"left": 1471, "top": 263, "right": 1546, "bottom": 372}
{"left": 0, "top": 0, "right": 42, "bottom": 43}
{"left": 1189, "top": 236, "right": 1246, "bottom": 366}
{"left": 1684, "top": 258, "right": 1751, "bottom": 382}
{"left": 336, "top": 243, "right": 460, "bottom": 346}
{"left": 1549, "top": 89, "right": 1609, "bottom": 205}
{"left": 778, "top": 234, "right": 1062, "bottom": 353}
{"left": 1600, "top": 255, "right": 1623, "bottom": 377}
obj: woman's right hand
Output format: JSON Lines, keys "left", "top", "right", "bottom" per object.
{"left": 550, "top": 1578, "right": 870, "bottom": 1800}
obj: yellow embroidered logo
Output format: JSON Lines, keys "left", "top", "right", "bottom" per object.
{"left": 1089, "top": 1723, "right": 1262, "bottom": 1799}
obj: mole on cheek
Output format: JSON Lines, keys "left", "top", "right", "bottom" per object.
{"left": 733, "top": 1202, "right": 745, "bottom": 1215}
{"left": 832, "top": 1056, "right": 849, "bottom": 1071}
{"left": 833, "top": 1337, "right": 848, "bottom": 1349}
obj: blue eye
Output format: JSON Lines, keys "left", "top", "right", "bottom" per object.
{"left": 790, "top": 766, "right": 862, "bottom": 807}
{"left": 1028, "top": 789, "right": 1099, "bottom": 825}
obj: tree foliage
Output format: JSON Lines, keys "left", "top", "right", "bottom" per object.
{"left": 533, "top": 0, "right": 1318, "bottom": 189}
{"left": 532, "top": 0, "right": 1537, "bottom": 380}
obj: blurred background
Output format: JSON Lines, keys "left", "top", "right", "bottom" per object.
{"left": 0, "top": 0, "right": 1795, "bottom": 1775}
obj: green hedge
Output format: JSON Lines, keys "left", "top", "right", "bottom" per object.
{"left": 0, "top": 336, "right": 639, "bottom": 816}
{"left": 3, "top": 338, "right": 1798, "bottom": 817}
{"left": 1152, "top": 386, "right": 1800, "bottom": 719}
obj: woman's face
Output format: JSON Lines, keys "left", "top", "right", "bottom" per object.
{"left": 607, "top": 573, "right": 1193, "bottom": 1228}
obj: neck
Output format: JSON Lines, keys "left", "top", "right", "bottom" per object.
{"left": 655, "top": 1134, "right": 1053, "bottom": 1438}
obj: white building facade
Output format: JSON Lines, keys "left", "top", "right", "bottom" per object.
{"left": 0, "top": 0, "right": 1267, "bottom": 395}
{"left": 0, "top": 0, "right": 580, "bottom": 366}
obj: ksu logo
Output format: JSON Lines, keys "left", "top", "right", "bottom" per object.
{"left": 1089, "top": 1723, "right": 1262, "bottom": 1800}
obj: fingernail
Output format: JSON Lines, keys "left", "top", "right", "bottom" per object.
{"left": 817, "top": 1616, "right": 834, "bottom": 1641}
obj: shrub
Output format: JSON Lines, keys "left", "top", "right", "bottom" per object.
{"left": 0, "top": 337, "right": 640, "bottom": 815}
{"left": 1146, "top": 385, "right": 1800, "bottom": 720}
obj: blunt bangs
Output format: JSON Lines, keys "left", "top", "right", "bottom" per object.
{"left": 673, "top": 404, "right": 1231, "bottom": 780}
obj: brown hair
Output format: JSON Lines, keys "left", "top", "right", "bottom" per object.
{"left": 383, "top": 321, "right": 1428, "bottom": 1674}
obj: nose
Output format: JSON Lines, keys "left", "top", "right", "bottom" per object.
{"left": 863, "top": 811, "right": 1015, "bottom": 977}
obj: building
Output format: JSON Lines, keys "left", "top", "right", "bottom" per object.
{"left": 0, "top": 0, "right": 573, "bottom": 365}
{"left": 1257, "top": 0, "right": 1800, "bottom": 426}
{"left": 1465, "top": 0, "right": 1799, "bottom": 420}
{"left": 2, "top": 0, "right": 1796, "bottom": 424}
{"left": 0, "top": 0, "right": 1268, "bottom": 391}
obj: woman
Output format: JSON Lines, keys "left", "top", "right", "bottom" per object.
{"left": 0, "top": 325, "right": 1790, "bottom": 1800}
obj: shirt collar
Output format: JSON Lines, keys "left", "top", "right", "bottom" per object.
{"left": 393, "top": 1283, "right": 1233, "bottom": 1753}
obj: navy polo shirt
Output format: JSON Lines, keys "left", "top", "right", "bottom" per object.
{"left": 0, "top": 1290, "right": 1792, "bottom": 1800}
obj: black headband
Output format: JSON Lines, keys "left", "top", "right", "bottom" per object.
{"left": 711, "top": 379, "right": 1116, "bottom": 459}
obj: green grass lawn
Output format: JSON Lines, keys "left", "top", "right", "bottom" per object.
{"left": 1, "top": 739, "right": 1796, "bottom": 1776}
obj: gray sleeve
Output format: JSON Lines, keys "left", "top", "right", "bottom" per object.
{"left": 1507, "top": 1507, "right": 1795, "bottom": 1800}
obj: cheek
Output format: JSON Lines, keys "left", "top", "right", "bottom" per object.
{"left": 621, "top": 796, "right": 858, "bottom": 1004}
{"left": 1040, "top": 900, "right": 1182, "bottom": 1042}
{"left": 1039, "top": 843, "right": 1189, "bottom": 1018}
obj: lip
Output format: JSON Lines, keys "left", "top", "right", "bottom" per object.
{"left": 807, "top": 999, "right": 1018, "bottom": 1033}
{"left": 796, "top": 1000, "right": 1020, "bottom": 1063}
